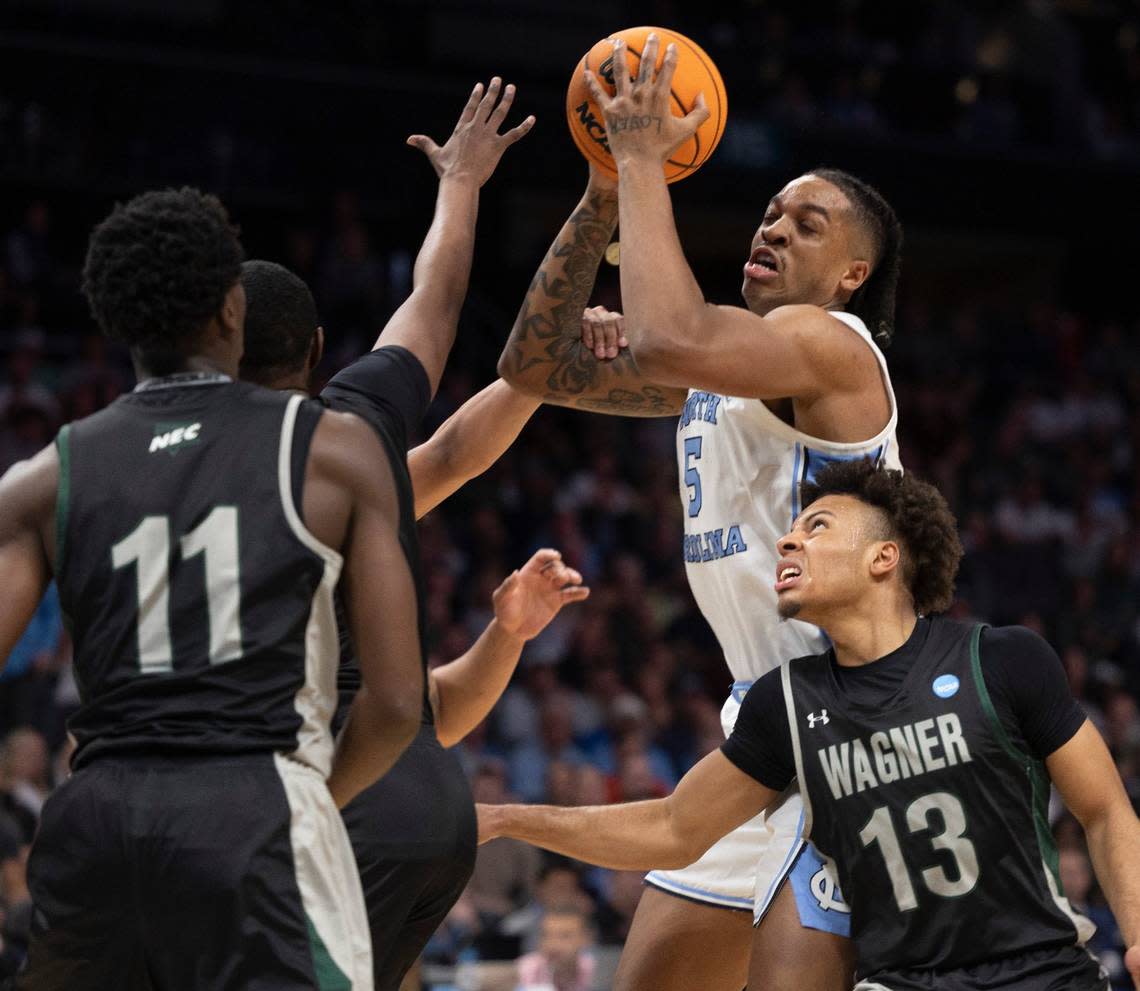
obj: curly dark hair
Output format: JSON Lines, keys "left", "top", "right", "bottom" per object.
{"left": 809, "top": 168, "right": 903, "bottom": 349}
{"left": 800, "top": 459, "right": 962, "bottom": 615}
{"left": 81, "top": 187, "right": 243, "bottom": 371}
{"left": 239, "top": 260, "right": 319, "bottom": 386}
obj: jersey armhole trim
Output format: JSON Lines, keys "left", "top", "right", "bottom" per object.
{"left": 781, "top": 663, "right": 812, "bottom": 837}
{"left": 969, "top": 621, "right": 1062, "bottom": 888}
{"left": 279, "top": 394, "right": 344, "bottom": 572}
{"left": 54, "top": 424, "right": 71, "bottom": 574}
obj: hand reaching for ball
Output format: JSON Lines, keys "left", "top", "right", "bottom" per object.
{"left": 407, "top": 77, "right": 535, "bottom": 187}
{"left": 583, "top": 33, "right": 710, "bottom": 172}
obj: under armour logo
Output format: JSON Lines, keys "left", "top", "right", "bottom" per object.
{"left": 807, "top": 710, "right": 830, "bottom": 728}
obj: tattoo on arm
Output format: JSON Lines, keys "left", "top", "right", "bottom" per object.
{"left": 500, "top": 187, "right": 685, "bottom": 417}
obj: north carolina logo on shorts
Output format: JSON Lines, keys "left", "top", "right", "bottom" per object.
{"left": 810, "top": 867, "right": 851, "bottom": 914}
{"left": 932, "top": 674, "right": 960, "bottom": 699}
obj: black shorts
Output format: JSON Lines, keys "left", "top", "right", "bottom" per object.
{"left": 17, "top": 753, "right": 371, "bottom": 990}
{"left": 866, "top": 942, "right": 1109, "bottom": 991}
{"left": 342, "top": 725, "right": 476, "bottom": 991}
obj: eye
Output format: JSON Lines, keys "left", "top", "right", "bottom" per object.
{"left": 811, "top": 518, "right": 827, "bottom": 530}
{"left": 799, "top": 221, "right": 818, "bottom": 234}
{"left": 763, "top": 212, "right": 778, "bottom": 224}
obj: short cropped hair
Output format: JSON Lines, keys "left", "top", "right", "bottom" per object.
{"left": 809, "top": 168, "right": 903, "bottom": 348}
{"left": 801, "top": 459, "right": 962, "bottom": 614}
{"left": 239, "top": 260, "right": 319, "bottom": 385}
{"left": 82, "top": 188, "right": 243, "bottom": 371}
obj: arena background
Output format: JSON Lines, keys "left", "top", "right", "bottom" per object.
{"left": 1, "top": 1, "right": 1138, "bottom": 988}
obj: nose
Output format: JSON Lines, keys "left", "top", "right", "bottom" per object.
{"left": 761, "top": 215, "right": 790, "bottom": 247}
{"left": 777, "top": 530, "right": 801, "bottom": 555}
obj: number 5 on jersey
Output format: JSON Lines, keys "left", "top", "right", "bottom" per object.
{"left": 111, "top": 508, "right": 242, "bottom": 673}
{"left": 684, "top": 436, "right": 703, "bottom": 517}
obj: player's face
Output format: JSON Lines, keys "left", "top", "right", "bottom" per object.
{"left": 741, "top": 175, "right": 865, "bottom": 316}
{"left": 774, "top": 494, "right": 884, "bottom": 623}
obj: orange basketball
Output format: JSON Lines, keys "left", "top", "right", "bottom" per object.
{"left": 566, "top": 26, "right": 728, "bottom": 184}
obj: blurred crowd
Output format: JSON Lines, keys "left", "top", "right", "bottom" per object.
{"left": 2, "top": 0, "right": 1139, "bottom": 201}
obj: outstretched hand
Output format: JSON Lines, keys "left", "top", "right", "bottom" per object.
{"left": 582, "top": 33, "right": 709, "bottom": 168}
{"left": 407, "top": 77, "right": 535, "bottom": 186}
{"left": 493, "top": 549, "right": 589, "bottom": 641}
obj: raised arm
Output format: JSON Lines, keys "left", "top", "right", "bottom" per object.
{"left": 375, "top": 78, "right": 534, "bottom": 397}
{"left": 306, "top": 410, "right": 423, "bottom": 807}
{"left": 477, "top": 749, "right": 774, "bottom": 870}
{"left": 496, "top": 170, "right": 686, "bottom": 418}
{"left": 408, "top": 379, "right": 540, "bottom": 519}
{"left": 430, "top": 549, "right": 588, "bottom": 747}
{"left": 583, "top": 37, "right": 880, "bottom": 402}
{"left": 1048, "top": 721, "right": 1140, "bottom": 987}
{"left": 0, "top": 444, "right": 55, "bottom": 668}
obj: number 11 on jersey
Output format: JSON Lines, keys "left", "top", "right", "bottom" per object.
{"left": 111, "top": 508, "right": 243, "bottom": 673}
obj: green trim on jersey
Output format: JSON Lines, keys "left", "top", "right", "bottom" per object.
{"left": 54, "top": 424, "right": 71, "bottom": 574}
{"left": 305, "top": 916, "right": 351, "bottom": 991}
{"left": 969, "top": 623, "right": 1062, "bottom": 888}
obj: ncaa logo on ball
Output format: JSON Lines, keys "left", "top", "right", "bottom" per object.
{"left": 932, "top": 674, "right": 960, "bottom": 699}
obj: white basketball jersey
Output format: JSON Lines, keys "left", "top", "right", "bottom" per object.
{"left": 676, "top": 311, "right": 901, "bottom": 683}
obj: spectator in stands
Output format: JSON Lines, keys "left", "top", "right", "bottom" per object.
{"left": 515, "top": 903, "right": 596, "bottom": 991}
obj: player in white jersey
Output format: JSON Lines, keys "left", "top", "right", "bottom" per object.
{"left": 498, "top": 36, "right": 904, "bottom": 991}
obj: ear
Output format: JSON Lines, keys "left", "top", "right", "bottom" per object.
{"left": 308, "top": 326, "right": 325, "bottom": 374}
{"left": 869, "top": 540, "right": 901, "bottom": 580}
{"left": 218, "top": 280, "right": 245, "bottom": 341}
{"left": 838, "top": 258, "right": 870, "bottom": 295}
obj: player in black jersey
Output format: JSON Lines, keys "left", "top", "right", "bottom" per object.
{"left": 0, "top": 187, "right": 424, "bottom": 989}
{"left": 479, "top": 460, "right": 1140, "bottom": 991}
{"left": 240, "top": 82, "right": 590, "bottom": 991}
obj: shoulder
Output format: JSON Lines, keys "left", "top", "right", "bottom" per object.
{"left": 980, "top": 623, "right": 1057, "bottom": 661}
{"left": 0, "top": 442, "right": 59, "bottom": 538}
{"left": 308, "top": 408, "right": 394, "bottom": 493}
{"left": 764, "top": 306, "right": 880, "bottom": 377}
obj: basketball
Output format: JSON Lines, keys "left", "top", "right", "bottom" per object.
{"left": 565, "top": 26, "right": 728, "bottom": 184}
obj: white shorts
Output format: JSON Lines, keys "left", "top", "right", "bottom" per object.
{"left": 646, "top": 684, "right": 851, "bottom": 936}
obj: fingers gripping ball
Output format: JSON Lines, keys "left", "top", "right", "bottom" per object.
{"left": 566, "top": 25, "right": 727, "bottom": 184}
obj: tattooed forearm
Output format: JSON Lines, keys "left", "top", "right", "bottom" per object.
{"left": 498, "top": 184, "right": 685, "bottom": 418}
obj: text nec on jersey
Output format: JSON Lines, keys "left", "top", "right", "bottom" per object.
{"left": 816, "top": 713, "right": 973, "bottom": 800}
{"left": 149, "top": 422, "right": 202, "bottom": 456}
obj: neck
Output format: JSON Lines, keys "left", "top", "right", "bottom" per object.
{"left": 818, "top": 596, "right": 918, "bottom": 667}
{"left": 133, "top": 353, "right": 238, "bottom": 383}
{"left": 264, "top": 371, "right": 310, "bottom": 394}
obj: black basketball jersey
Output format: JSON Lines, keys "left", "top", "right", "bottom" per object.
{"left": 784, "top": 616, "right": 1094, "bottom": 983}
{"left": 318, "top": 348, "right": 432, "bottom": 728}
{"left": 56, "top": 375, "right": 342, "bottom": 774}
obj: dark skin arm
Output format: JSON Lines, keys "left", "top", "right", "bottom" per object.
{"left": 497, "top": 171, "right": 687, "bottom": 418}
{"left": 407, "top": 379, "right": 540, "bottom": 519}
{"left": 374, "top": 78, "right": 534, "bottom": 397}
{"left": 0, "top": 445, "right": 57, "bottom": 669}
{"left": 302, "top": 410, "right": 423, "bottom": 807}
{"left": 477, "top": 749, "right": 775, "bottom": 869}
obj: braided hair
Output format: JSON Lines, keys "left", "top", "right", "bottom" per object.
{"left": 810, "top": 168, "right": 902, "bottom": 348}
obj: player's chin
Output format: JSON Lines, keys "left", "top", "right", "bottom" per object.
{"left": 776, "top": 593, "right": 803, "bottom": 621}
{"left": 741, "top": 279, "right": 775, "bottom": 315}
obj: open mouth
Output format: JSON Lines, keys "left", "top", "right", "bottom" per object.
{"left": 744, "top": 247, "right": 779, "bottom": 281}
{"left": 775, "top": 563, "right": 802, "bottom": 591}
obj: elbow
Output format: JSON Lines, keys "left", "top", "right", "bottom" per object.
{"left": 628, "top": 332, "right": 691, "bottom": 385}
{"left": 376, "top": 683, "right": 422, "bottom": 749}
{"left": 496, "top": 349, "right": 541, "bottom": 397}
